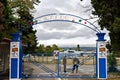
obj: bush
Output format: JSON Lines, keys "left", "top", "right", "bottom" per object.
{"left": 107, "top": 53, "right": 117, "bottom": 72}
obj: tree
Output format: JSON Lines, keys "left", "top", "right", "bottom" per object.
{"left": 106, "top": 41, "right": 117, "bottom": 72}
{"left": 37, "top": 44, "right": 45, "bottom": 53}
{"left": 0, "top": 2, "right": 4, "bottom": 30}
{"left": 52, "top": 44, "right": 59, "bottom": 52}
{"left": 76, "top": 44, "right": 81, "bottom": 51}
{"left": 36, "top": 44, "right": 61, "bottom": 56}
{"left": 0, "top": 2, "right": 4, "bottom": 41}
{"left": 0, "top": 0, "right": 15, "bottom": 41}
{"left": 8, "top": 0, "right": 40, "bottom": 54}
{"left": 106, "top": 41, "right": 112, "bottom": 53}
{"left": 45, "top": 45, "right": 52, "bottom": 56}
{"left": 107, "top": 53, "right": 117, "bottom": 72}
{"left": 91, "top": 0, "right": 120, "bottom": 56}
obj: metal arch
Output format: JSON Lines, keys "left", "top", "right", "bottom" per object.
{"left": 35, "top": 20, "right": 98, "bottom": 33}
{"left": 59, "top": 13, "right": 101, "bottom": 33}
{"left": 33, "top": 13, "right": 57, "bottom": 20}
{"left": 32, "top": 13, "right": 101, "bottom": 33}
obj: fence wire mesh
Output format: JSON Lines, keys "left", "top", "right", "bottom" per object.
{"left": 22, "top": 54, "right": 120, "bottom": 80}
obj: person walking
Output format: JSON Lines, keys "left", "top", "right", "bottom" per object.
{"left": 63, "top": 55, "right": 67, "bottom": 73}
{"left": 72, "top": 56, "right": 80, "bottom": 73}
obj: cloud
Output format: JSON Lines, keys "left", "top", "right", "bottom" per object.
{"left": 41, "top": 22, "right": 76, "bottom": 30}
{"left": 36, "top": 25, "right": 96, "bottom": 40}
{"left": 66, "top": 28, "right": 96, "bottom": 39}
{"left": 32, "top": 0, "right": 109, "bottom": 46}
{"left": 33, "top": 8, "right": 60, "bottom": 17}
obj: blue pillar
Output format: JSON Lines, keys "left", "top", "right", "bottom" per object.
{"left": 10, "top": 32, "right": 22, "bottom": 80}
{"left": 19, "top": 40, "right": 23, "bottom": 78}
{"left": 57, "top": 52, "right": 61, "bottom": 78}
{"left": 96, "top": 33, "right": 107, "bottom": 79}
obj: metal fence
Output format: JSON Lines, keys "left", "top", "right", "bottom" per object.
{"left": 22, "top": 53, "right": 96, "bottom": 79}
{"left": 22, "top": 54, "right": 120, "bottom": 80}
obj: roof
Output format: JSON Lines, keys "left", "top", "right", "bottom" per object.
{"left": 2, "top": 37, "right": 11, "bottom": 43}
{"left": 0, "top": 38, "right": 11, "bottom": 44}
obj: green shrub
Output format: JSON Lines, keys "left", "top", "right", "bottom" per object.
{"left": 107, "top": 53, "right": 117, "bottom": 72}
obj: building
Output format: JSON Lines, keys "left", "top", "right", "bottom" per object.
{"left": 0, "top": 38, "right": 11, "bottom": 75}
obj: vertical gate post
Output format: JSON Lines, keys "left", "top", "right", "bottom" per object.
{"left": 57, "top": 52, "right": 61, "bottom": 79}
{"left": 10, "top": 32, "right": 22, "bottom": 80}
{"left": 96, "top": 33, "right": 107, "bottom": 79}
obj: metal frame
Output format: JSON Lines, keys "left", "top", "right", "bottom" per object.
{"left": 10, "top": 13, "right": 107, "bottom": 80}
{"left": 32, "top": 13, "right": 101, "bottom": 33}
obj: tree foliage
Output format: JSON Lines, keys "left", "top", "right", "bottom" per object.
{"left": 37, "top": 44, "right": 45, "bottom": 53}
{"left": 107, "top": 53, "right": 117, "bottom": 72}
{"left": 36, "top": 44, "right": 61, "bottom": 56}
{"left": 9, "top": 0, "right": 40, "bottom": 54}
{"left": 76, "top": 44, "right": 81, "bottom": 51}
{"left": 45, "top": 45, "right": 52, "bottom": 54}
{"left": 0, "top": 0, "right": 40, "bottom": 54}
{"left": 106, "top": 41, "right": 112, "bottom": 53}
{"left": 91, "top": 0, "right": 120, "bottom": 56}
{"left": 52, "top": 44, "right": 60, "bottom": 51}
{"left": 0, "top": 0, "right": 15, "bottom": 41}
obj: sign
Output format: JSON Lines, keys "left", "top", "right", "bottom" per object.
{"left": 10, "top": 42, "right": 20, "bottom": 80}
{"left": 97, "top": 41, "right": 107, "bottom": 79}
{"left": 53, "top": 50, "right": 59, "bottom": 59}
{"left": 10, "top": 42, "right": 20, "bottom": 58}
{"left": 98, "top": 41, "right": 107, "bottom": 58}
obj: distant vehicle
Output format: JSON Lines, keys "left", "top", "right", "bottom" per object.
{"left": 63, "top": 50, "right": 82, "bottom": 58}
{"left": 53, "top": 50, "right": 95, "bottom": 59}
{"left": 53, "top": 50, "right": 81, "bottom": 59}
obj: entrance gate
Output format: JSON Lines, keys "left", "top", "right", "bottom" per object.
{"left": 22, "top": 51, "right": 96, "bottom": 79}
{"left": 9, "top": 13, "right": 107, "bottom": 80}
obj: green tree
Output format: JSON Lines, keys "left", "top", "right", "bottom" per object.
{"left": 0, "top": 0, "right": 16, "bottom": 41}
{"left": 76, "top": 44, "right": 81, "bottom": 51}
{"left": 107, "top": 53, "right": 117, "bottom": 72}
{"left": 45, "top": 45, "right": 52, "bottom": 56}
{"left": 0, "top": 0, "right": 40, "bottom": 55}
{"left": 52, "top": 44, "right": 59, "bottom": 52}
{"left": 36, "top": 44, "right": 61, "bottom": 56}
{"left": 8, "top": 0, "right": 40, "bottom": 54}
{"left": 37, "top": 44, "right": 45, "bottom": 53}
{"left": 0, "top": 2, "right": 4, "bottom": 41}
{"left": 106, "top": 41, "right": 118, "bottom": 72}
{"left": 106, "top": 41, "right": 112, "bottom": 53}
{"left": 91, "top": 0, "right": 120, "bottom": 56}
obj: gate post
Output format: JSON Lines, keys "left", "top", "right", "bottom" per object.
{"left": 96, "top": 33, "right": 107, "bottom": 79}
{"left": 57, "top": 52, "right": 61, "bottom": 79}
{"left": 10, "top": 32, "right": 22, "bottom": 80}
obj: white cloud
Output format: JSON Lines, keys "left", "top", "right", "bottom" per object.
{"left": 32, "top": 0, "right": 110, "bottom": 47}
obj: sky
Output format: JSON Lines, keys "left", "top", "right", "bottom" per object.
{"left": 32, "top": 0, "right": 110, "bottom": 47}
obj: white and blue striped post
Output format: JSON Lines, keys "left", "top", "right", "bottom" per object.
{"left": 96, "top": 33, "right": 107, "bottom": 79}
{"left": 57, "top": 52, "right": 61, "bottom": 79}
{"left": 10, "top": 32, "right": 22, "bottom": 80}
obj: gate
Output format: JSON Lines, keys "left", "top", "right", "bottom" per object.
{"left": 22, "top": 51, "right": 96, "bottom": 79}
{"left": 9, "top": 13, "right": 107, "bottom": 80}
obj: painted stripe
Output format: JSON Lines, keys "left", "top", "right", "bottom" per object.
{"left": 11, "top": 58, "right": 18, "bottom": 78}
{"left": 99, "top": 58, "right": 107, "bottom": 79}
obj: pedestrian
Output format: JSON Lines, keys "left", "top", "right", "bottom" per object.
{"left": 63, "top": 55, "right": 67, "bottom": 73}
{"left": 72, "top": 56, "right": 80, "bottom": 73}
